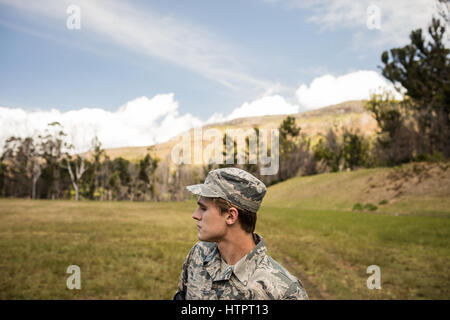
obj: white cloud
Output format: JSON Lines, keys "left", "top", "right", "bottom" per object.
{"left": 0, "top": 94, "right": 203, "bottom": 154}
{"left": 205, "top": 112, "right": 227, "bottom": 125}
{"left": 272, "top": 0, "right": 438, "bottom": 47}
{"left": 0, "top": 71, "right": 403, "bottom": 154}
{"left": 295, "top": 70, "right": 402, "bottom": 110}
{"left": 227, "top": 95, "right": 299, "bottom": 120}
{"left": 205, "top": 95, "right": 299, "bottom": 124}
{"left": 0, "top": 93, "right": 299, "bottom": 154}
{"left": 0, "top": 0, "right": 271, "bottom": 91}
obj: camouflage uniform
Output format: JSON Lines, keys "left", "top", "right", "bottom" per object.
{"left": 175, "top": 233, "right": 308, "bottom": 300}
{"left": 175, "top": 167, "right": 308, "bottom": 300}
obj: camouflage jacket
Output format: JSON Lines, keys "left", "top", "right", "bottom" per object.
{"left": 175, "top": 233, "right": 308, "bottom": 300}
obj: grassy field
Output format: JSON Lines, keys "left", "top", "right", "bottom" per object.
{"left": 0, "top": 164, "right": 449, "bottom": 299}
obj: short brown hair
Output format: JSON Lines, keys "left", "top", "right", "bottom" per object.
{"left": 210, "top": 197, "right": 257, "bottom": 233}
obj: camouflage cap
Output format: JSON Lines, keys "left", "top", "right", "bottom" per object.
{"left": 186, "top": 167, "right": 267, "bottom": 213}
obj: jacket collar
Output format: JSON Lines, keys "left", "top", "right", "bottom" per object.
{"left": 203, "top": 233, "right": 267, "bottom": 285}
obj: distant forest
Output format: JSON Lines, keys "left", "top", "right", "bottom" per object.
{"left": 1, "top": 15, "right": 449, "bottom": 201}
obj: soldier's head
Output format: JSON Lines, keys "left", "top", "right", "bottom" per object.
{"left": 186, "top": 167, "right": 267, "bottom": 242}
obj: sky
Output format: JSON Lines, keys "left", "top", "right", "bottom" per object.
{"left": 0, "top": 0, "right": 441, "bottom": 152}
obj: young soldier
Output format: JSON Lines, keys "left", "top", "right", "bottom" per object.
{"left": 174, "top": 167, "right": 308, "bottom": 300}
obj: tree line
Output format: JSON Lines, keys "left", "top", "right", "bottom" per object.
{"left": 0, "top": 122, "right": 160, "bottom": 200}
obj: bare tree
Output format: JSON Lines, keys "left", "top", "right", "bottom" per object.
{"left": 27, "top": 138, "right": 43, "bottom": 199}
{"left": 63, "top": 154, "right": 87, "bottom": 201}
{"left": 99, "top": 155, "right": 112, "bottom": 201}
{"left": 127, "top": 161, "right": 140, "bottom": 201}
{"left": 1, "top": 137, "right": 25, "bottom": 197}
{"left": 61, "top": 125, "right": 96, "bottom": 201}
{"left": 90, "top": 136, "right": 105, "bottom": 200}
{"left": 39, "top": 122, "right": 70, "bottom": 199}
{"left": 1, "top": 136, "right": 44, "bottom": 198}
{"left": 31, "top": 158, "right": 42, "bottom": 199}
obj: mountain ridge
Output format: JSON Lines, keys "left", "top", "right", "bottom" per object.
{"left": 83, "top": 99, "right": 377, "bottom": 164}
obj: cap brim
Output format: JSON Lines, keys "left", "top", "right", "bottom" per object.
{"left": 186, "top": 184, "right": 220, "bottom": 198}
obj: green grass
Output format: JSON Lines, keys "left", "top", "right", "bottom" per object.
{"left": 264, "top": 168, "right": 384, "bottom": 211}
{"left": 0, "top": 199, "right": 198, "bottom": 299}
{"left": 0, "top": 164, "right": 449, "bottom": 299}
{"left": 263, "top": 166, "right": 450, "bottom": 216}
{"left": 258, "top": 206, "right": 449, "bottom": 299}
{"left": 0, "top": 198, "right": 449, "bottom": 299}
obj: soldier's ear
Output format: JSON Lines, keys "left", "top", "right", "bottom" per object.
{"left": 225, "top": 207, "right": 239, "bottom": 225}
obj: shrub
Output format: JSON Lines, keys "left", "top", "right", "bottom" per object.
{"left": 364, "top": 203, "right": 378, "bottom": 211}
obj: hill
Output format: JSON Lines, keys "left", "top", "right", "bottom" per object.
{"left": 83, "top": 100, "right": 377, "bottom": 164}
{"left": 263, "top": 161, "right": 450, "bottom": 216}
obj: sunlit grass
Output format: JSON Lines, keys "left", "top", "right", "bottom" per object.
{"left": 0, "top": 197, "right": 448, "bottom": 299}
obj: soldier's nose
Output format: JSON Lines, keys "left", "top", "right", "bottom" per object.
{"left": 192, "top": 210, "right": 201, "bottom": 221}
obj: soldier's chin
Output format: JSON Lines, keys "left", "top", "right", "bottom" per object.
{"left": 197, "top": 233, "right": 207, "bottom": 241}
{"left": 197, "top": 232, "right": 214, "bottom": 242}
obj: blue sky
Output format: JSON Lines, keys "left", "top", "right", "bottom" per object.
{"left": 0, "top": 0, "right": 438, "bottom": 150}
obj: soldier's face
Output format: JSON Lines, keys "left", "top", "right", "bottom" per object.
{"left": 192, "top": 197, "right": 227, "bottom": 242}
